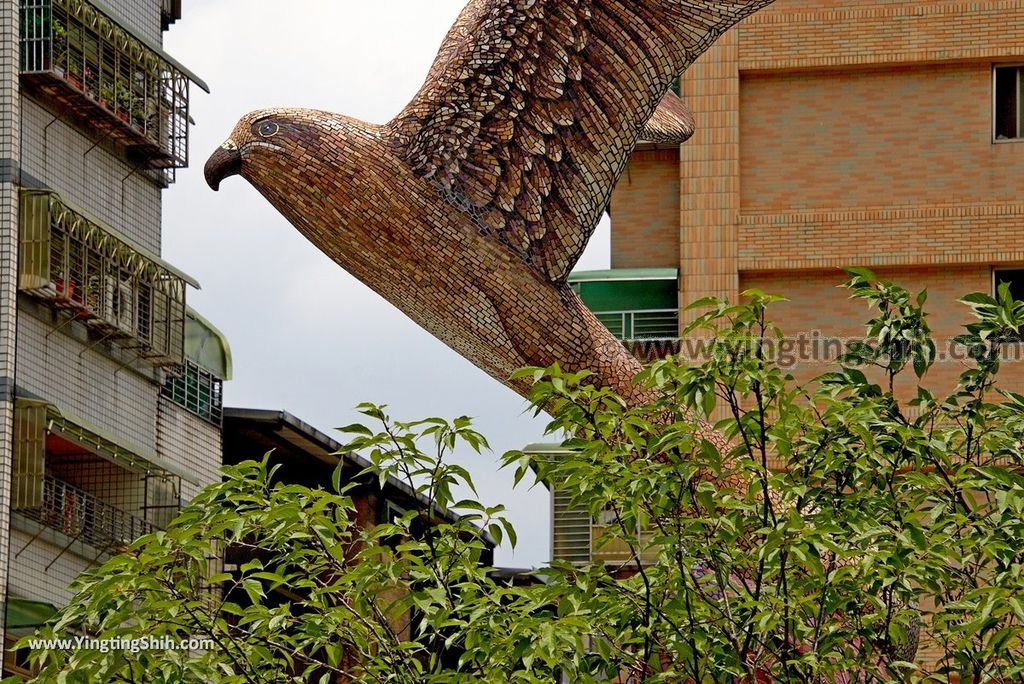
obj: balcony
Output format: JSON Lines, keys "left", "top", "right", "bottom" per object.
{"left": 18, "top": 474, "right": 158, "bottom": 551}
{"left": 591, "top": 309, "right": 679, "bottom": 341}
{"left": 18, "top": 189, "right": 197, "bottom": 367}
{"left": 569, "top": 269, "right": 679, "bottom": 358}
{"left": 12, "top": 400, "right": 190, "bottom": 560}
{"left": 19, "top": 0, "right": 209, "bottom": 178}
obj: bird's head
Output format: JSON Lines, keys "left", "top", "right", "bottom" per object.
{"left": 205, "top": 108, "right": 329, "bottom": 192}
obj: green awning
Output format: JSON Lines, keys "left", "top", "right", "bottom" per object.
{"left": 568, "top": 269, "right": 678, "bottom": 313}
{"left": 186, "top": 308, "right": 232, "bottom": 380}
{"left": 6, "top": 598, "right": 58, "bottom": 630}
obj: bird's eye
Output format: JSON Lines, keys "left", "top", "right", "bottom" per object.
{"left": 258, "top": 122, "right": 279, "bottom": 138}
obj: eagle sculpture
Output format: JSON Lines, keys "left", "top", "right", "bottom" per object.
{"left": 205, "top": 0, "right": 776, "bottom": 405}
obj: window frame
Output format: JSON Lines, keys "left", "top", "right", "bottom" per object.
{"left": 993, "top": 63, "right": 1024, "bottom": 144}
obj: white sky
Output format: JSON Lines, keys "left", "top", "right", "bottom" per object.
{"left": 161, "top": 0, "right": 613, "bottom": 567}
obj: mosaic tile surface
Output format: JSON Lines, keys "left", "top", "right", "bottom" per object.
{"left": 206, "top": 0, "right": 774, "bottom": 405}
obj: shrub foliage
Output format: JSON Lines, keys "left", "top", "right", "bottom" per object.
{"left": 13, "top": 272, "right": 1024, "bottom": 683}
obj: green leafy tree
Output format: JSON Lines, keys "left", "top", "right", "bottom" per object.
{"left": 11, "top": 271, "right": 1024, "bottom": 683}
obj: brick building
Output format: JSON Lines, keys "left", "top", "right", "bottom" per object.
{"left": 572, "top": 0, "right": 1024, "bottom": 398}
{"left": 555, "top": 0, "right": 1024, "bottom": 670}
{"left": 0, "top": 0, "right": 229, "bottom": 675}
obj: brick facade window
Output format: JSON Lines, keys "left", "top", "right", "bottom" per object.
{"left": 994, "top": 65, "right": 1022, "bottom": 140}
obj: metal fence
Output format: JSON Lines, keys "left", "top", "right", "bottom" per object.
{"left": 19, "top": 475, "right": 158, "bottom": 552}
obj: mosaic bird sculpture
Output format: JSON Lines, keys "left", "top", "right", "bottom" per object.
{"left": 206, "top": 0, "right": 775, "bottom": 405}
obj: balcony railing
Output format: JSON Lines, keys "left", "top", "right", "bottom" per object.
{"left": 19, "top": 0, "right": 195, "bottom": 176}
{"left": 592, "top": 309, "right": 679, "bottom": 341}
{"left": 18, "top": 475, "right": 158, "bottom": 551}
{"left": 569, "top": 269, "right": 680, "bottom": 355}
{"left": 18, "top": 189, "right": 188, "bottom": 367}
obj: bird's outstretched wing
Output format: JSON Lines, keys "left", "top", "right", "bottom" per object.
{"left": 386, "top": 0, "right": 774, "bottom": 282}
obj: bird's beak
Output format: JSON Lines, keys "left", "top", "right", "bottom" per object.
{"left": 205, "top": 140, "right": 242, "bottom": 191}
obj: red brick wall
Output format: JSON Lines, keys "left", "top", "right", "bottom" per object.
{"left": 599, "top": 2, "right": 1024, "bottom": 670}
{"left": 738, "top": 266, "right": 1024, "bottom": 399}
{"left": 609, "top": 148, "right": 680, "bottom": 270}
{"left": 739, "top": 63, "right": 1021, "bottom": 210}
{"left": 739, "top": 0, "right": 1024, "bottom": 71}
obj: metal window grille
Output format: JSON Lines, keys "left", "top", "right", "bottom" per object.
{"left": 161, "top": 360, "right": 224, "bottom": 425}
{"left": 552, "top": 485, "right": 659, "bottom": 566}
{"left": 592, "top": 309, "right": 679, "bottom": 341}
{"left": 18, "top": 189, "right": 187, "bottom": 367}
{"left": 552, "top": 486, "right": 592, "bottom": 565}
{"left": 19, "top": 0, "right": 191, "bottom": 179}
{"left": 12, "top": 402, "right": 47, "bottom": 511}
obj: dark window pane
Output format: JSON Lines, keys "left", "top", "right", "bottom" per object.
{"left": 995, "top": 269, "right": 1024, "bottom": 302}
{"left": 995, "top": 66, "right": 1019, "bottom": 139}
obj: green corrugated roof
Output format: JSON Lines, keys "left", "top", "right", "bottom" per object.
{"left": 568, "top": 268, "right": 679, "bottom": 283}
{"left": 6, "top": 598, "right": 58, "bottom": 630}
{"left": 185, "top": 308, "right": 232, "bottom": 380}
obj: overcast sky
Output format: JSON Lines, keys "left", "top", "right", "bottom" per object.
{"left": 161, "top": 0, "right": 612, "bottom": 567}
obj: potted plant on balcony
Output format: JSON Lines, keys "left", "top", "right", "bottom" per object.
{"left": 83, "top": 64, "right": 98, "bottom": 99}
{"left": 50, "top": 18, "right": 70, "bottom": 74}
{"left": 131, "top": 100, "right": 147, "bottom": 133}
{"left": 115, "top": 84, "right": 132, "bottom": 123}
{"left": 99, "top": 84, "right": 114, "bottom": 112}
{"left": 54, "top": 277, "right": 74, "bottom": 303}
{"left": 66, "top": 60, "right": 83, "bottom": 91}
